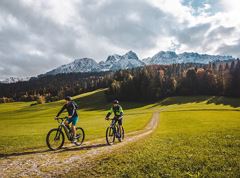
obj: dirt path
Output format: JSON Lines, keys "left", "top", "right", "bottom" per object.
{"left": 0, "top": 112, "right": 160, "bottom": 178}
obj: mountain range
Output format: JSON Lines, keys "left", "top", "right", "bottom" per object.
{"left": 1, "top": 50, "right": 234, "bottom": 83}
{"left": 0, "top": 77, "right": 30, "bottom": 84}
{"left": 44, "top": 50, "right": 232, "bottom": 76}
{"left": 45, "top": 51, "right": 144, "bottom": 75}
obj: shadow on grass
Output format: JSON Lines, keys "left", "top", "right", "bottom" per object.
{"left": 206, "top": 96, "right": 240, "bottom": 108}
{"left": 58, "top": 143, "right": 109, "bottom": 153}
{"left": 0, "top": 149, "right": 50, "bottom": 158}
{"left": 150, "top": 95, "right": 240, "bottom": 108}
{"left": 74, "top": 90, "right": 150, "bottom": 111}
{"left": 163, "top": 108, "right": 240, "bottom": 113}
{"left": 0, "top": 143, "right": 110, "bottom": 159}
{"left": 75, "top": 90, "right": 240, "bottom": 110}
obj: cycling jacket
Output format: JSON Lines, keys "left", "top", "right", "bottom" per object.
{"left": 56, "top": 101, "right": 78, "bottom": 117}
{"left": 106, "top": 104, "right": 123, "bottom": 118}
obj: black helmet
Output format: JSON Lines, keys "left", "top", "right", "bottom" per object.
{"left": 113, "top": 99, "right": 119, "bottom": 104}
{"left": 65, "top": 96, "right": 72, "bottom": 101}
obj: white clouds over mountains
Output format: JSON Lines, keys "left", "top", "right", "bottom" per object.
{"left": 0, "top": 0, "right": 239, "bottom": 79}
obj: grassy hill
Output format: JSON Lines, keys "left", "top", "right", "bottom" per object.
{"left": 0, "top": 89, "right": 239, "bottom": 177}
{"left": 0, "top": 89, "right": 154, "bottom": 155}
{"left": 66, "top": 95, "right": 240, "bottom": 177}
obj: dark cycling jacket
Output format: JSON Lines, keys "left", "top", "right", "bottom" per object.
{"left": 56, "top": 101, "right": 78, "bottom": 117}
{"left": 106, "top": 104, "right": 123, "bottom": 118}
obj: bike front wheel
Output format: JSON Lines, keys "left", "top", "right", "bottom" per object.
{"left": 116, "top": 126, "right": 125, "bottom": 142}
{"left": 106, "top": 127, "right": 115, "bottom": 145}
{"left": 46, "top": 128, "right": 65, "bottom": 150}
{"left": 74, "top": 127, "right": 85, "bottom": 146}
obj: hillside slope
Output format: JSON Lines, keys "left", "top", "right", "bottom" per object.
{"left": 67, "top": 96, "right": 240, "bottom": 177}
{"left": 0, "top": 93, "right": 239, "bottom": 177}
{"left": 0, "top": 89, "right": 153, "bottom": 154}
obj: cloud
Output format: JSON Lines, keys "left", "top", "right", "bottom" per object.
{"left": 216, "top": 39, "right": 240, "bottom": 57}
{"left": 0, "top": 0, "right": 239, "bottom": 79}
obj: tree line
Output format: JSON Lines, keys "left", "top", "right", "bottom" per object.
{"left": 105, "top": 59, "right": 240, "bottom": 102}
{"left": 0, "top": 72, "right": 113, "bottom": 103}
{"left": 1, "top": 59, "right": 239, "bottom": 104}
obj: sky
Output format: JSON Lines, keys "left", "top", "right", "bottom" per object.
{"left": 0, "top": 0, "right": 240, "bottom": 79}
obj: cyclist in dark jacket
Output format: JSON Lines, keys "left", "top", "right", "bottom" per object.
{"left": 55, "top": 96, "right": 79, "bottom": 143}
{"left": 105, "top": 100, "right": 124, "bottom": 138}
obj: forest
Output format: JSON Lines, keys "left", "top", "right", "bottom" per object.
{"left": 0, "top": 59, "right": 239, "bottom": 103}
{"left": 106, "top": 59, "right": 240, "bottom": 101}
{"left": 0, "top": 71, "right": 113, "bottom": 103}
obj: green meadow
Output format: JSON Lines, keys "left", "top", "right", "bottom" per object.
{"left": 67, "top": 95, "right": 240, "bottom": 177}
{"left": 0, "top": 89, "right": 240, "bottom": 177}
{"left": 0, "top": 89, "right": 153, "bottom": 155}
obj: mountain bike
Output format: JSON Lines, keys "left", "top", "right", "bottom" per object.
{"left": 46, "top": 117, "right": 85, "bottom": 150}
{"left": 105, "top": 117, "right": 124, "bottom": 145}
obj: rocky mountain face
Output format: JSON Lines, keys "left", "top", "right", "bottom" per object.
{"left": 44, "top": 51, "right": 145, "bottom": 75}
{"left": 40, "top": 50, "right": 233, "bottom": 76}
{"left": 143, "top": 51, "right": 232, "bottom": 65}
{"left": 45, "top": 58, "right": 100, "bottom": 75}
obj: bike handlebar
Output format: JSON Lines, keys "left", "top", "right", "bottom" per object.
{"left": 106, "top": 116, "right": 122, "bottom": 121}
{"left": 55, "top": 117, "right": 68, "bottom": 123}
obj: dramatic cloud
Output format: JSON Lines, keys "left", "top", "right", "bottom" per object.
{"left": 0, "top": 0, "right": 239, "bottom": 79}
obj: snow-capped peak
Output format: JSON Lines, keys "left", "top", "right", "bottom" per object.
{"left": 0, "top": 77, "right": 30, "bottom": 84}
{"left": 143, "top": 51, "right": 233, "bottom": 65}
{"left": 123, "top": 50, "right": 139, "bottom": 60}
{"left": 45, "top": 58, "right": 101, "bottom": 75}
{"left": 100, "top": 51, "right": 145, "bottom": 71}
{"left": 41, "top": 50, "right": 234, "bottom": 76}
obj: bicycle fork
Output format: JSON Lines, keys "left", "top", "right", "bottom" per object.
{"left": 54, "top": 126, "right": 62, "bottom": 141}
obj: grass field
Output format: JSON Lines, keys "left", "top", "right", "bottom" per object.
{"left": 0, "top": 89, "right": 153, "bottom": 155}
{"left": 66, "top": 96, "right": 240, "bottom": 177}
{"left": 1, "top": 90, "right": 240, "bottom": 177}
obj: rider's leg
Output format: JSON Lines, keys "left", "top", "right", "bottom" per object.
{"left": 64, "top": 120, "right": 70, "bottom": 130}
{"left": 72, "top": 125, "right": 76, "bottom": 138}
{"left": 118, "top": 117, "right": 123, "bottom": 138}
{"left": 72, "top": 116, "right": 78, "bottom": 139}
{"left": 111, "top": 118, "right": 117, "bottom": 136}
{"left": 64, "top": 120, "right": 69, "bottom": 126}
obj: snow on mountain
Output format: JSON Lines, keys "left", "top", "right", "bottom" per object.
{"left": 143, "top": 51, "right": 233, "bottom": 65}
{"left": 0, "top": 77, "right": 30, "bottom": 84}
{"left": 44, "top": 51, "right": 145, "bottom": 76}
{"left": 45, "top": 58, "right": 101, "bottom": 75}
{"left": 100, "top": 51, "right": 145, "bottom": 71}
{"left": 42, "top": 50, "right": 233, "bottom": 76}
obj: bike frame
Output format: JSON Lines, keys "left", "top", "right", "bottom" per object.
{"left": 110, "top": 118, "right": 120, "bottom": 136}
{"left": 57, "top": 118, "right": 72, "bottom": 140}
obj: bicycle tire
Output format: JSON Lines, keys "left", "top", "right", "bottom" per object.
{"left": 74, "top": 127, "right": 85, "bottom": 146}
{"left": 106, "top": 127, "right": 115, "bottom": 145}
{"left": 46, "top": 128, "right": 65, "bottom": 150}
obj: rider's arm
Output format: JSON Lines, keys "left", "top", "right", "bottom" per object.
{"left": 56, "top": 104, "right": 66, "bottom": 117}
{"left": 106, "top": 107, "right": 113, "bottom": 118}
{"left": 69, "top": 102, "right": 77, "bottom": 118}
{"left": 119, "top": 106, "right": 123, "bottom": 116}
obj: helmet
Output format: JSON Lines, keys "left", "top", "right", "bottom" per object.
{"left": 65, "top": 96, "right": 72, "bottom": 101}
{"left": 113, "top": 99, "right": 119, "bottom": 104}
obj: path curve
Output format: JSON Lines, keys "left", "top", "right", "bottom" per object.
{"left": 0, "top": 112, "right": 160, "bottom": 178}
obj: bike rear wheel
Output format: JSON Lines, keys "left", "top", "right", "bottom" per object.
{"left": 74, "top": 127, "right": 85, "bottom": 146}
{"left": 121, "top": 126, "right": 125, "bottom": 140}
{"left": 106, "top": 127, "right": 115, "bottom": 145}
{"left": 46, "top": 128, "right": 65, "bottom": 150}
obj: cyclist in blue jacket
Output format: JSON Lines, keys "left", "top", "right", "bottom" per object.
{"left": 56, "top": 96, "right": 79, "bottom": 143}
